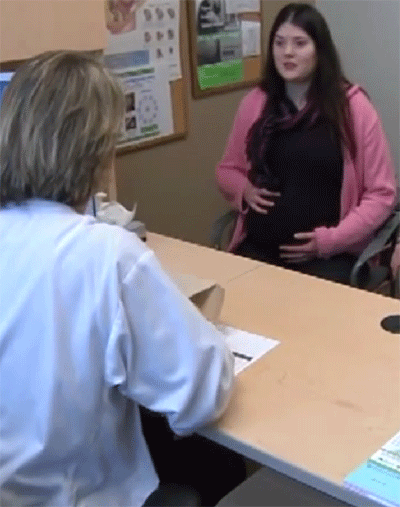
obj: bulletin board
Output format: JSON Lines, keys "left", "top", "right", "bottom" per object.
{"left": 187, "top": 0, "right": 264, "bottom": 98}
{"left": 104, "top": 0, "right": 189, "bottom": 154}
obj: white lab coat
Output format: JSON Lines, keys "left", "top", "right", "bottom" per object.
{"left": 0, "top": 200, "right": 234, "bottom": 507}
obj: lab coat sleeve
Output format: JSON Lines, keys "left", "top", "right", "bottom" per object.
{"left": 105, "top": 246, "right": 234, "bottom": 436}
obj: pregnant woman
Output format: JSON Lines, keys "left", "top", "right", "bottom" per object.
{"left": 216, "top": 3, "right": 396, "bottom": 285}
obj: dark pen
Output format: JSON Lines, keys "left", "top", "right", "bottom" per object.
{"left": 233, "top": 351, "right": 252, "bottom": 362}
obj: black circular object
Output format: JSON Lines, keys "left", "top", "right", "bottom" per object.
{"left": 381, "top": 315, "right": 400, "bottom": 334}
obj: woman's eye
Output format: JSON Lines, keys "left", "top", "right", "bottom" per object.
{"left": 296, "top": 40, "right": 307, "bottom": 47}
{"left": 274, "top": 39, "right": 284, "bottom": 47}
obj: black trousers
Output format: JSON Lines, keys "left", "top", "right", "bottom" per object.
{"left": 143, "top": 483, "right": 201, "bottom": 506}
{"left": 140, "top": 407, "right": 247, "bottom": 507}
{"left": 235, "top": 239, "right": 369, "bottom": 287}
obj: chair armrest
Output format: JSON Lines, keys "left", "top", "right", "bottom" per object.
{"left": 350, "top": 211, "right": 400, "bottom": 287}
{"left": 210, "top": 209, "right": 239, "bottom": 250}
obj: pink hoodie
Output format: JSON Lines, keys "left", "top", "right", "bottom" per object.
{"left": 216, "top": 86, "right": 397, "bottom": 257}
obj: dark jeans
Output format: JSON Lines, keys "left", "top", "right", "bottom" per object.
{"left": 140, "top": 407, "right": 247, "bottom": 507}
{"left": 235, "top": 239, "right": 369, "bottom": 287}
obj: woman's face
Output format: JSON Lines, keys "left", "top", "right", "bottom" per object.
{"left": 273, "top": 22, "right": 317, "bottom": 83}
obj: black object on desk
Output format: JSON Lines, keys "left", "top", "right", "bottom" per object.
{"left": 380, "top": 315, "right": 400, "bottom": 334}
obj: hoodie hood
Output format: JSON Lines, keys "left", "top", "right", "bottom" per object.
{"left": 346, "top": 83, "right": 368, "bottom": 101}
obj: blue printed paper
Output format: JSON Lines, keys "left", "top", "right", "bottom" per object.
{"left": 344, "top": 431, "right": 400, "bottom": 507}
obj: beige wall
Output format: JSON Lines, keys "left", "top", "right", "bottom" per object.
{"left": 116, "top": 1, "right": 295, "bottom": 246}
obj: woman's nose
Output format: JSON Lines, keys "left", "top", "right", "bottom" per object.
{"left": 284, "top": 42, "right": 294, "bottom": 55}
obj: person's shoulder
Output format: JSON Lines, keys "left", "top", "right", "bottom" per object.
{"left": 240, "top": 86, "right": 267, "bottom": 109}
{"left": 235, "top": 86, "right": 267, "bottom": 123}
{"left": 82, "top": 218, "right": 150, "bottom": 268}
{"left": 346, "top": 84, "right": 378, "bottom": 121}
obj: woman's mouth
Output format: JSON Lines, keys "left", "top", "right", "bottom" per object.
{"left": 283, "top": 62, "right": 297, "bottom": 70}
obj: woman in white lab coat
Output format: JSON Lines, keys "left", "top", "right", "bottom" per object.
{"left": 0, "top": 51, "right": 239, "bottom": 507}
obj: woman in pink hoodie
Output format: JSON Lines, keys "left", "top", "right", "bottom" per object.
{"left": 216, "top": 3, "right": 396, "bottom": 285}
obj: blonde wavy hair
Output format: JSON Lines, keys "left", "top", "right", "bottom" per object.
{"left": 0, "top": 51, "right": 125, "bottom": 208}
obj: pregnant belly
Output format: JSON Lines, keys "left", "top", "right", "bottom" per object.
{"left": 246, "top": 193, "right": 335, "bottom": 247}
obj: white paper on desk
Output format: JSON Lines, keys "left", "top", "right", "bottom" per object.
{"left": 217, "top": 324, "right": 280, "bottom": 375}
{"left": 241, "top": 20, "right": 261, "bottom": 57}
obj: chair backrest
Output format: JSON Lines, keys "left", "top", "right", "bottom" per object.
{"left": 210, "top": 209, "right": 238, "bottom": 250}
{"left": 350, "top": 209, "right": 400, "bottom": 295}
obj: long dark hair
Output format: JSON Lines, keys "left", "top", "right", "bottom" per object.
{"left": 246, "top": 3, "right": 357, "bottom": 181}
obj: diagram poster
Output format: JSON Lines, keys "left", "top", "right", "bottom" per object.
{"left": 117, "top": 65, "right": 173, "bottom": 146}
{"left": 104, "top": 0, "right": 181, "bottom": 81}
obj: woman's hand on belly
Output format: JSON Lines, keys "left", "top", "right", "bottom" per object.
{"left": 243, "top": 181, "right": 281, "bottom": 214}
{"left": 279, "top": 231, "right": 318, "bottom": 264}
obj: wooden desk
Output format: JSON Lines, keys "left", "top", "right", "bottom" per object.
{"left": 199, "top": 264, "right": 400, "bottom": 506}
{"left": 147, "top": 233, "right": 399, "bottom": 505}
{"left": 147, "top": 232, "right": 263, "bottom": 285}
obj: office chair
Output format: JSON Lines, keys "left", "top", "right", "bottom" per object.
{"left": 210, "top": 208, "right": 400, "bottom": 296}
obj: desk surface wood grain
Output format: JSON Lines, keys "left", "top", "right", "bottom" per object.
{"left": 147, "top": 232, "right": 263, "bottom": 285}
{"left": 148, "top": 233, "right": 399, "bottom": 498}
{"left": 216, "top": 264, "right": 400, "bottom": 485}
